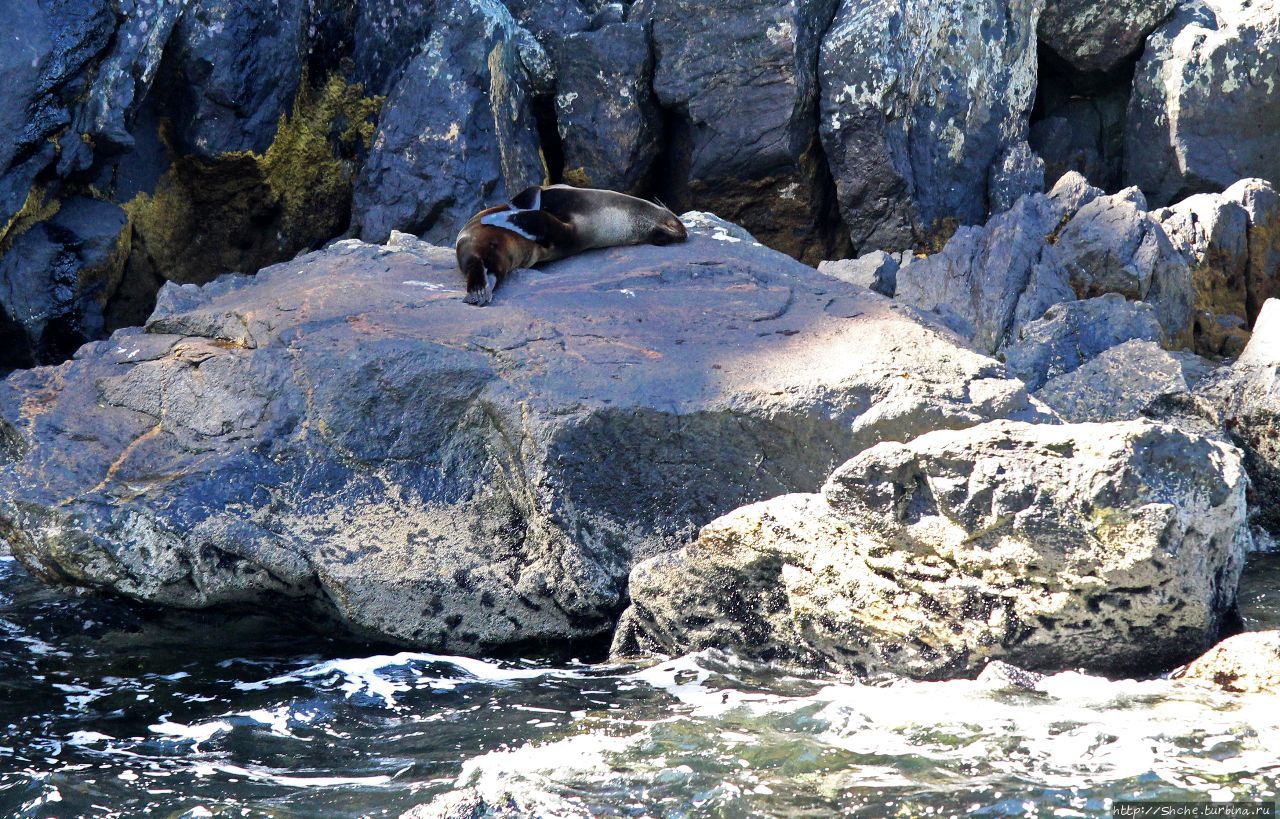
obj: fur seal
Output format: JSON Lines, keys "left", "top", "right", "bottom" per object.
{"left": 455, "top": 184, "right": 688, "bottom": 306}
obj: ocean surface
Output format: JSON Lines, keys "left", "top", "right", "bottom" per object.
{"left": 2, "top": 547, "right": 1279, "bottom": 818}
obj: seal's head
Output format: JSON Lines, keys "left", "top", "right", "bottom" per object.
{"left": 641, "top": 200, "right": 688, "bottom": 246}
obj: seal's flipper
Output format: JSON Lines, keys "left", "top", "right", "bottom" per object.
{"left": 508, "top": 185, "right": 543, "bottom": 211}
{"left": 481, "top": 209, "right": 573, "bottom": 248}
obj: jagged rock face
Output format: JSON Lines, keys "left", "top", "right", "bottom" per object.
{"left": 895, "top": 192, "right": 1073, "bottom": 354}
{"left": 615, "top": 420, "right": 1251, "bottom": 679}
{"left": 0, "top": 0, "right": 114, "bottom": 227}
{"left": 0, "top": 221, "right": 1047, "bottom": 652}
{"left": 817, "top": 0, "right": 1042, "bottom": 253}
{"left": 1038, "top": 0, "right": 1178, "bottom": 73}
{"left": 1002, "top": 295, "right": 1163, "bottom": 391}
{"left": 1126, "top": 0, "right": 1280, "bottom": 207}
{"left": 638, "top": 0, "right": 848, "bottom": 264}
{"left": 1177, "top": 631, "right": 1280, "bottom": 693}
{"left": 895, "top": 176, "right": 1195, "bottom": 356}
{"left": 1199, "top": 300, "right": 1280, "bottom": 542}
{"left": 553, "top": 23, "right": 663, "bottom": 194}
{"left": 351, "top": 0, "right": 550, "bottom": 245}
{"left": 163, "top": 0, "right": 309, "bottom": 158}
{"left": 350, "top": 0, "right": 436, "bottom": 95}
{"left": 1034, "top": 340, "right": 1213, "bottom": 423}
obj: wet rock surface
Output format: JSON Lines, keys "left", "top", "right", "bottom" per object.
{"left": 0, "top": 220, "right": 1046, "bottom": 652}
{"left": 615, "top": 419, "right": 1251, "bottom": 678}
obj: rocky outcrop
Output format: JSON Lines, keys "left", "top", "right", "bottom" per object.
{"left": 1038, "top": 0, "right": 1177, "bottom": 73}
{"left": 1051, "top": 187, "right": 1194, "bottom": 348}
{"left": 350, "top": 0, "right": 551, "bottom": 245}
{"left": 1126, "top": 1, "right": 1280, "bottom": 207}
{"left": 895, "top": 176, "right": 1196, "bottom": 357}
{"left": 0, "top": 219, "right": 1048, "bottom": 652}
{"left": 1156, "top": 179, "right": 1280, "bottom": 357}
{"left": 614, "top": 420, "right": 1251, "bottom": 678}
{"left": 817, "top": 0, "right": 1041, "bottom": 252}
{"left": 1198, "top": 299, "right": 1280, "bottom": 542}
{"left": 1035, "top": 340, "right": 1212, "bottom": 423}
{"left": 0, "top": 197, "right": 128, "bottom": 371}
{"left": 163, "top": 0, "right": 309, "bottom": 158}
{"left": 1176, "top": 631, "right": 1280, "bottom": 693}
{"left": 637, "top": 0, "right": 847, "bottom": 263}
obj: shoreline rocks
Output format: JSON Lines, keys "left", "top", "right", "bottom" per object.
{"left": 615, "top": 419, "right": 1251, "bottom": 678}
{"left": 0, "top": 218, "right": 1047, "bottom": 653}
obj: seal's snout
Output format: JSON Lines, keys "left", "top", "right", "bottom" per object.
{"left": 650, "top": 215, "right": 688, "bottom": 245}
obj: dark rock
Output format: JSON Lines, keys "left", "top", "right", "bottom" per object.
{"left": 0, "top": 0, "right": 114, "bottom": 224}
{"left": 639, "top": 0, "right": 847, "bottom": 263}
{"left": 553, "top": 23, "right": 662, "bottom": 194}
{"left": 1001, "top": 294, "right": 1163, "bottom": 390}
{"left": 164, "top": 0, "right": 309, "bottom": 158}
{"left": 351, "top": 0, "right": 436, "bottom": 95}
{"left": 1029, "top": 65, "right": 1130, "bottom": 192}
{"left": 0, "top": 218, "right": 1047, "bottom": 652}
{"left": 615, "top": 419, "right": 1250, "bottom": 678}
{"left": 0, "top": 196, "right": 127, "bottom": 367}
{"left": 502, "top": 0, "right": 593, "bottom": 44}
{"left": 68, "top": 0, "right": 187, "bottom": 158}
{"left": 351, "top": 0, "right": 550, "bottom": 245}
{"left": 1039, "top": 0, "right": 1178, "bottom": 73}
{"left": 1126, "top": 1, "right": 1280, "bottom": 207}
{"left": 818, "top": 0, "right": 1040, "bottom": 253}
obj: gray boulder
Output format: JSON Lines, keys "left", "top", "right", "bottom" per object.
{"left": 1051, "top": 187, "right": 1195, "bottom": 347}
{"left": 1126, "top": 1, "right": 1280, "bottom": 207}
{"left": 1001, "top": 295, "right": 1164, "bottom": 390}
{"left": 1035, "top": 340, "right": 1214, "bottom": 423}
{"left": 615, "top": 419, "right": 1250, "bottom": 678}
{"left": 1039, "top": 0, "right": 1178, "bottom": 73}
{"left": 637, "top": 0, "right": 847, "bottom": 263}
{"left": 818, "top": 0, "right": 1042, "bottom": 253}
{"left": 350, "top": 0, "right": 436, "bottom": 95}
{"left": 350, "top": 0, "right": 551, "bottom": 245}
{"left": 817, "top": 251, "right": 898, "bottom": 297}
{"left": 0, "top": 218, "right": 1047, "bottom": 653}
{"left": 553, "top": 23, "right": 663, "bottom": 194}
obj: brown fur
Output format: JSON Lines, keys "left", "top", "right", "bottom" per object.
{"left": 455, "top": 185, "right": 687, "bottom": 306}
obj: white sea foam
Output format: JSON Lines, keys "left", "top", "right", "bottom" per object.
{"left": 234, "top": 651, "right": 580, "bottom": 706}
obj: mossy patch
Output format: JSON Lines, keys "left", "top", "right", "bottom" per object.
{"left": 0, "top": 186, "right": 61, "bottom": 254}
{"left": 120, "top": 74, "right": 383, "bottom": 288}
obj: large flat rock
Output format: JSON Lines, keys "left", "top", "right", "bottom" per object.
{"left": 0, "top": 219, "right": 1046, "bottom": 652}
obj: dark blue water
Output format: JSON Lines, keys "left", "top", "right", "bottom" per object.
{"left": 2, "top": 548, "right": 1279, "bottom": 818}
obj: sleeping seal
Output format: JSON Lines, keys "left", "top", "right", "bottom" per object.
{"left": 455, "top": 184, "right": 688, "bottom": 306}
